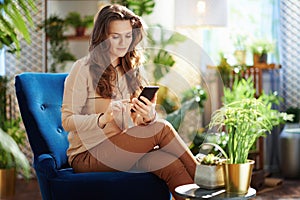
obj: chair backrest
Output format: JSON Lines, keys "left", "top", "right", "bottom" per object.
{"left": 15, "top": 72, "right": 69, "bottom": 169}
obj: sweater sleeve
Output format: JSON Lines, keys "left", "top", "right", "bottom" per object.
{"left": 61, "top": 60, "right": 100, "bottom": 133}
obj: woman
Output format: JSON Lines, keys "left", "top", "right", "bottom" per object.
{"left": 61, "top": 4, "right": 198, "bottom": 200}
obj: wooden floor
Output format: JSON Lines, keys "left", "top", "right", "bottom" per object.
{"left": 254, "top": 178, "right": 300, "bottom": 200}
{"left": 1, "top": 176, "right": 300, "bottom": 200}
{"left": 0, "top": 179, "right": 41, "bottom": 200}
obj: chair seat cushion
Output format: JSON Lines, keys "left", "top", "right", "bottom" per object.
{"left": 49, "top": 169, "right": 170, "bottom": 200}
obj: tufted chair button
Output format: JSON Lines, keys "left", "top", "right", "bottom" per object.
{"left": 40, "top": 104, "right": 46, "bottom": 110}
{"left": 57, "top": 128, "right": 63, "bottom": 133}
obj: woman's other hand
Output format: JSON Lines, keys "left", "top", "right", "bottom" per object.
{"left": 98, "top": 99, "right": 129, "bottom": 128}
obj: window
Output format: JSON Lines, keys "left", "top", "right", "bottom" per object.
{"left": 202, "top": 0, "right": 278, "bottom": 66}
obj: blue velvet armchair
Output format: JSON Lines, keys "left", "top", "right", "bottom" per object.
{"left": 15, "top": 72, "right": 171, "bottom": 200}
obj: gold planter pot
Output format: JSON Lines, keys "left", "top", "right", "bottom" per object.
{"left": 0, "top": 168, "right": 16, "bottom": 198}
{"left": 194, "top": 164, "right": 225, "bottom": 189}
{"left": 223, "top": 160, "right": 254, "bottom": 194}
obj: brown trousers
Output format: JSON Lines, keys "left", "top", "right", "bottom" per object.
{"left": 72, "top": 119, "right": 197, "bottom": 200}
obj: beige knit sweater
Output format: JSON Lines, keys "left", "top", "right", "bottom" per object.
{"left": 61, "top": 57, "right": 146, "bottom": 165}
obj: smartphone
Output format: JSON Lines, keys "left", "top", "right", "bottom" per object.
{"left": 131, "top": 86, "right": 159, "bottom": 112}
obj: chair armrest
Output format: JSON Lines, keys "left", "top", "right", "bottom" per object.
{"left": 34, "top": 154, "right": 59, "bottom": 178}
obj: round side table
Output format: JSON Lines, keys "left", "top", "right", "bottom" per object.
{"left": 175, "top": 184, "right": 256, "bottom": 200}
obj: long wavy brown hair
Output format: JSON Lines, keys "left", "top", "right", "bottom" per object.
{"left": 88, "top": 4, "right": 146, "bottom": 98}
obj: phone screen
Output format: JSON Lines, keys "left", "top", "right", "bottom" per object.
{"left": 131, "top": 86, "right": 159, "bottom": 112}
{"left": 138, "top": 86, "right": 159, "bottom": 104}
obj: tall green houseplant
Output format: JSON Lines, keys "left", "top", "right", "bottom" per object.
{"left": 0, "top": 76, "right": 30, "bottom": 179}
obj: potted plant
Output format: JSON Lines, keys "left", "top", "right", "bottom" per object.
{"left": 249, "top": 39, "right": 275, "bottom": 64}
{"left": 0, "top": 0, "right": 36, "bottom": 54}
{"left": 64, "top": 12, "right": 94, "bottom": 36}
{"left": 279, "top": 108, "right": 300, "bottom": 179}
{"left": 0, "top": 76, "right": 30, "bottom": 198}
{"left": 38, "top": 15, "right": 76, "bottom": 72}
{"left": 232, "top": 33, "right": 248, "bottom": 65}
{"left": 194, "top": 141, "right": 227, "bottom": 189}
{"left": 194, "top": 153, "right": 225, "bottom": 189}
{"left": 208, "top": 78, "right": 293, "bottom": 194}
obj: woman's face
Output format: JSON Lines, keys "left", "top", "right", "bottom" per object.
{"left": 108, "top": 20, "right": 133, "bottom": 60}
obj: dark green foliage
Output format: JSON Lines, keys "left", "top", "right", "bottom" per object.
{"left": 64, "top": 12, "right": 94, "bottom": 28}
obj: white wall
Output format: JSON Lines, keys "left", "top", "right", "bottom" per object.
{"left": 143, "top": 0, "right": 175, "bottom": 29}
{"left": 47, "top": 1, "right": 99, "bottom": 18}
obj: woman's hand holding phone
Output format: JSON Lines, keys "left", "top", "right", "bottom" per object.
{"left": 131, "top": 93, "right": 157, "bottom": 122}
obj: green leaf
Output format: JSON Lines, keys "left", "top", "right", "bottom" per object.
{"left": 166, "top": 99, "right": 196, "bottom": 131}
{"left": 0, "top": 15, "right": 21, "bottom": 51}
{"left": 127, "top": 0, "right": 155, "bottom": 16}
{"left": 5, "top": 5, "right": 31, "bottom": 43}
{"left": 17, "top": 0, "right": 36, "bottom": 27}
{"left": 165, "top": 32, "right": 187, "bottom": 46}
{"left": 152, "top": 49, "right": 175, "bottom": 82}
{"left": 153, "top": 49, "right": 175, "bottom": 66}
{"left": 0, "top": 128, "right": 30, "bottom": 178}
